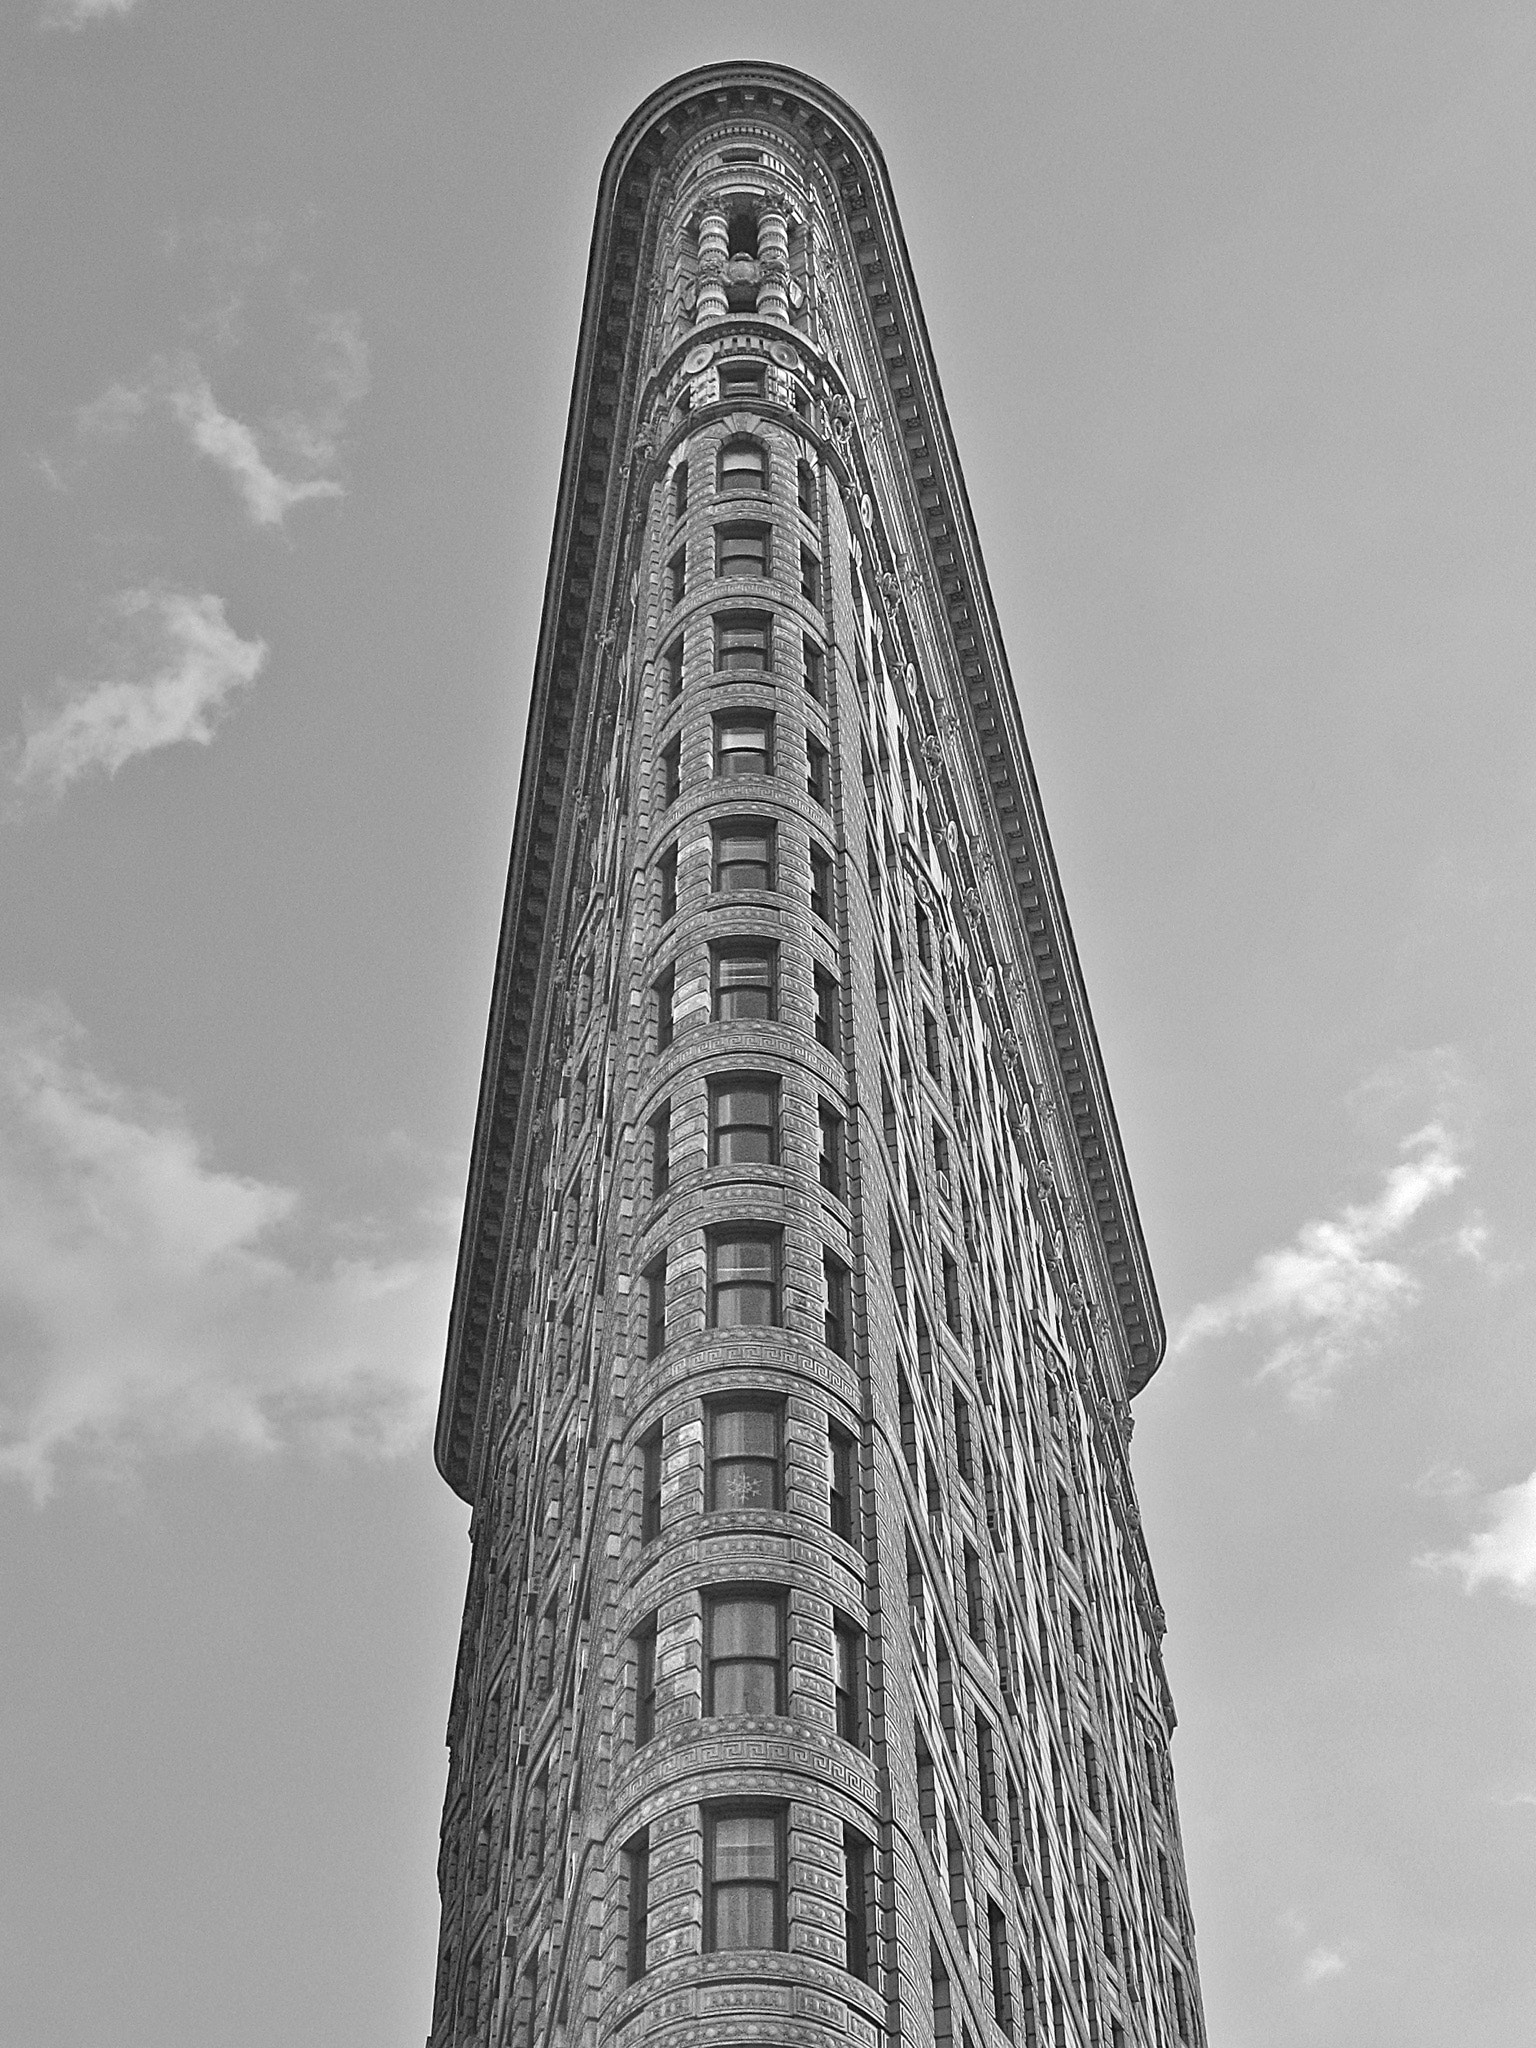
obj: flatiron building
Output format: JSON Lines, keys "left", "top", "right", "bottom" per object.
{"left": 431, "top": 61, "right": 1206, "bottom": 2048}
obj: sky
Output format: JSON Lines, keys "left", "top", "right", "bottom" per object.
{"left": 1, "top": 3, "right": 1532, "bottom": 2044}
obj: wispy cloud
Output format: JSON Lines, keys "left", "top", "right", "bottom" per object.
{"left": 5, "top": 589, "right": 265, "bottom": 799}
{"left": 1174, "top": 1118, "right": 1465, "bottom": 1409}
{"left": 1420, "top": 1469, "right": 1536, "bottom": 1603}
{"left": 76, "top": 324, "right": 368, "bottom": 528}
{"left": 39, "top": 0, "right": 140, "bottom": 28}
{"left": 0, "top": 1007, "right": 457, "bottom": 1503}
{"left": 1302, "top": 1945, "right": 1350, "bottom": 1986}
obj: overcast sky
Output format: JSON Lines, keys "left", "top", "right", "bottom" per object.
{"left": 1, "top": 4, "right": 1532, "bottom": 2045}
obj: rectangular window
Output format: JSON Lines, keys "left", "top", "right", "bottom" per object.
{"left": 644, "top": 1252, "right": 667, "bottom": 1359}
{"left": 640, "top": 1426, "right": 662, "bottom": 1542}
{"left": 667, "top": 545, "right": 686, "bottom": 607}
{"left": 813, "top": 966, "right": 841, "bottom": 1054}
{"left": 953, "top": 1386, "right": 975, "bottom": 1485}
{"left": 942, "top": 1251, "right": 962, "bottom": 1335}
{"left": 803, "top": 637, "right": 826, "bottom": 702}
{"left": 946, "top": 1811, "right": 968, "bottom": 1933}
{"left": 658, "top": 843, "right": 678, "bottom": 923}
{"left": 661, "top": 736, "right": 680, "bottom": 806}
{"left": 649, "top": 1103, "right": 670, "bottom": 1197}
{"left": 707, "top": 1398, "right": 782, "bottom": 1511}
{"left": 662, "top": 636, "right": 684, "bottom": 699}
{"left": 915, "top": 902, "right": 932, "bottom": 969}
{"left": 625, "top": 1831, "right": 650, "bottom": 1981}
{"left": 709, "top": 1229, "right": 780, "bottom": 1327}
{"left": 988, "top": 1899, "right": 1014, "bottom": 2038}
{"left": 975, "top": 1711, "right": 999, "bottom": 1829}
{"left": 834, "top": 1613, "right": 866, "bottom": 1747}
{"left": 810, "top": 842, "right": 834, "bottom": 924}
{"left": 717, "top": 522, "right": 770, "bottom": 579}
{"left": 923, "top": 1007, "right": 941, "bottom": 1079}
{"left": 719, "top": 361, "right": 766, "bottom": 401}
{"left": 718, "top": 435, "right": 767, "bottom": 495}
{"left": 713, "top": 818, "right": 775, "bottom": 892}
{"left": 818, "top": 1102, "right": 845, "bottom": 1195}
{"left": 714, "top": 711, "right": 773, "bottom": 778}
{"left": 714, "top": 608, "right": 773, "bottom": 674}
{"left": 1083, "top": 1731, "right": 1103, "bottom": 1818}
{"left": 1097, "top": 1869, "right": 1116, "bottom": 1965}
{"left": 800, "top": 545, "right": 821, "bottom": 607}
{"left": 823, "top": 1250, "right": 851, "bottom": 1358}
{"left": 934, "top": 1122, "right": 951, "bottom": 1178}
{"left": 806, "top": 733, "right": 830, "bottom": 806}
{"left": 829, "top": 1422, "right": 857, "bottom": 1541}
{"left": 705, "top": 1593, "right": 785, "bottom": 1715}
{"left": 654, "top": 966, "right": 674, "bottom": 1050}
{"left": 710, "top": 1074, "right": 778, "bottom": 1163}
{"left": 843, "top": 1825, "right": 875, "bottom": 1981}
{"left": 964, "top": 1541, "right": 986, "bottom": 1646}
{"left": 672, "top": 461, "right": 689, "bottom": 518}
{"left": 712, "top": 941, "right": 776, "bottom": 1022}
{"left": 634, "top": 1620, "right": 658, "bottom": 1745}
{"left": 705, "top": 1804, "right": 784, "bottom": 1951}
{"left": 797, "top": 458, "right": 818, "bottom": 518}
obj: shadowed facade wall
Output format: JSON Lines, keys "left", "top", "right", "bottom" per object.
{"left": 430, "top": 63, "right": 1207, "bottom": 2048}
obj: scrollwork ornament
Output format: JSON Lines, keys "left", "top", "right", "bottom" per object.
{"left": 921, "top": 734, "right": 944, "bottom": 768}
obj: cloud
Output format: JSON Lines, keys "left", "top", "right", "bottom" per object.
{"left": 39, "top": 0, "right": 140, "bottom": 28}
{"left": 1173, "top": 1119, "right": 1465, "bottom": 1409}
{"left": 6, "top": 589, "right": 265, "bottom": 798}
{"left": 76, "top": 333, "right": 368, "bottom": 528}
{"left": 1420, "top": 1469, "right": 1536, "bottom": 1603}
{"left": 0, "top": 1007, "right": 457, "bottom": 1502}
{"left": 1302, "top": 1946, "right": 1349, "bottom": 1986}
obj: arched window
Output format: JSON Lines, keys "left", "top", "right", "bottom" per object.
{"left": 726, "top": 211, "right": 758, "bottom": 259}
{"left": 718, "top": 436, "right": 767, "bottom": 497}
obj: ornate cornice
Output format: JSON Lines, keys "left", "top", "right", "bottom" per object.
{"left": 436, "top": 63, "right": 1165, "bottom": 1499}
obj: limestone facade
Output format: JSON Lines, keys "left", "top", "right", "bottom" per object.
{"left": 430, "top": 63, "right": 1207, "bottom": 2048}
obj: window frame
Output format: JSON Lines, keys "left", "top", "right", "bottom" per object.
{"left": 706, "top": 1396, "right": 783, "bottom": 1513}
{"left": 704, "top": 1589, "right": 786, "bottom": 1717}
{"left": 712, "top": 817, "right": 776, "bottom": 894}
{"left": 639, "top": 1426, "right": 662, "bottom": 1543}
{"left": 829, "top": 1422, "right": 857, "bottom": 1542}
{"left": 625, "top": 1828, "right": 650, "bottom": 1981}
{"left": 823, "top": 1249, "right": 851, "bottom": 1359}
{"left": 810, "top": 842, "right": 834, "bottom": 925}
{"left": 654, "top": 965, "right": 675, "bottom": 1051}
{"left": 799, "top": 545, "right": 822, "bottom": 607}
{"left": 714, "top": 608, "right": 774, "bottom": 676}
{"left": 717, "top": 435, "right": 768, "bottom": 497}
{"left": 649, "top": 1102, "right": 671, "bottom": 1197}
{"left": 711, "top": 940, "right": 777, "bottom": 1023}
{"left": 813, "top": 965, "right": 842, "bottom": 1054}
{"left": 817, "top": 1101, "right": 845, "bottom": 1195}
{"left": 644, "top": 1251, "right": 667, "bottom": 1360}
{"left": 715, "top": 521, "right": 771, "bottom": 581}
{"left": 667, "top": 544, "right": 686, "bottom": 608}
{"left": 710, "top": 1072, "right": 779, "bottom": 1165}
{"left": 834, "top": 1611, "right": 867, "bottom": 1748}
{"left": 806, "top": 732, "right": 830, "bottom": 807}
{"left": 713, "top": 709, "right": 774, "bottom": 780}
{"left": 634, "top": 1620, "right": 659, "bottom": 1746}
{"left": 707, "top": 1227, "right": 782, "bottom": 1329}
{"left": 803, "top": 637, "right": 826, "bottom": 702}
{"left": 718, "top": 360, "right": 767, "bottom": 403}
{"left": 703, "top": 1802, "right": 786, "bottom": 1953}
{"left": 658, "top": 842, "right": 678, "bottom": 923}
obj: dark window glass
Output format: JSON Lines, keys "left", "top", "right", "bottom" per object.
{"left": 934, "top": 1122, "right": 950, "bottom": 1177}
{"left": 714, "top": 713, "right": 773, "bottom": 779}
{"left": 719, "top": 361, "right": 766, "bottom": 401}
{"left": 823, "top": 1250, "right": 850, "bottom": 1358}
{"left": 672, "top": 461, "right": 689, "bottom": 518}
{"left": 943, "top": 1251, "right": 962, "bottom": 1335}
{"left": 923, "top": 1008, "right": 941, "bottom": 1079}
{"left": 834, "top": 1614, "right": 866, "bottom": 1747}
{"left": 705, "top": 1594, "right": 784, "bottom": 1715}
{"left": 797, "top": 459, "right": 817, "bottom": 518}
{"left": 661, "top": 737, "right": 680, "bottom": 807}
{"left": 829, "top": 1423, "right": 857, "bottom": 1542}
{"left": 634, "top": 1622, "right": 658, "bottom": 1745}
{"left": 667, "top": 546, "right": 686, "bottom": 607}
{"left": 650, "top": 1104, "right": 670, "bottom": 1197}
{"left": 715, "top": 609, "right": 773, "bottom": 673}
{"left": 717, "top": 523, "right": 770, "bottom": 579}
{"left": 810, "top": 843, "right": 833, "bottom": 923}
{"left": 654, "top": 967, "right": 674, "bottom": 1050}
{"left": 707, "top": 1400, "right": 781, "bottom": 1511}
{"left": 644, "top": 1253, "right": 667, "bottom": 1359}
{"left": 640, "top": 1427, "right": 662, "bottom": 1542}
{"left": 915, "top": 903, "right": 932, "bottom": 969}
{"left": 844, "top": 1826, "right": 875, "bottom": 1981}
{"left": 814, "top": 967, "right": 841, "bottom": 1053}
{"left": 953, "top": 1387, "right": 975, "bottom": 1484}
{"left": 712, "top": 942, "right": 776, "bottom": 1022}
{"left": 988, "top": 1899, "right": 1012, "bottom": 2032}
{"left": 803, "top": 638, "right": 825, "bottom": 702}
{"left": 718, "top": 437, "right": 767, "bottom": 495}
{"left": 626, "top": 1830, "right": 649, "bottom": 1981}
{"left": 818, "top": 1103, "right": 845, "bottom": 1195}
{"left": 711, "top": 1075, "right": 778, "bottom": 1163}
{"left": 807, "top": 734, "right": 830, "bottom": 806}
{"left": 713, "top": 819, "right": 775, "bottom": 892}
{"left": 975, "top": 1711, "right": 999, "bottom": 1828}
{"left": 659, "top": 844, "right": 677, "bottom": 923}
{"left": 663, "top": 637, "right": 684, "bottom": 700}
{"left": 800, "top": 546, "right": 821, "bottom": 607}
{"left": 705, "top": 1806, "right": 784, "bottom": 1951}
{"left": 709, "top": 1231, "right": 780, "bottom": 1327}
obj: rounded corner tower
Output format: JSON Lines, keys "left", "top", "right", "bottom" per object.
{"left": 429, "top": 61, "right": 1206, "bottom": 2048}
